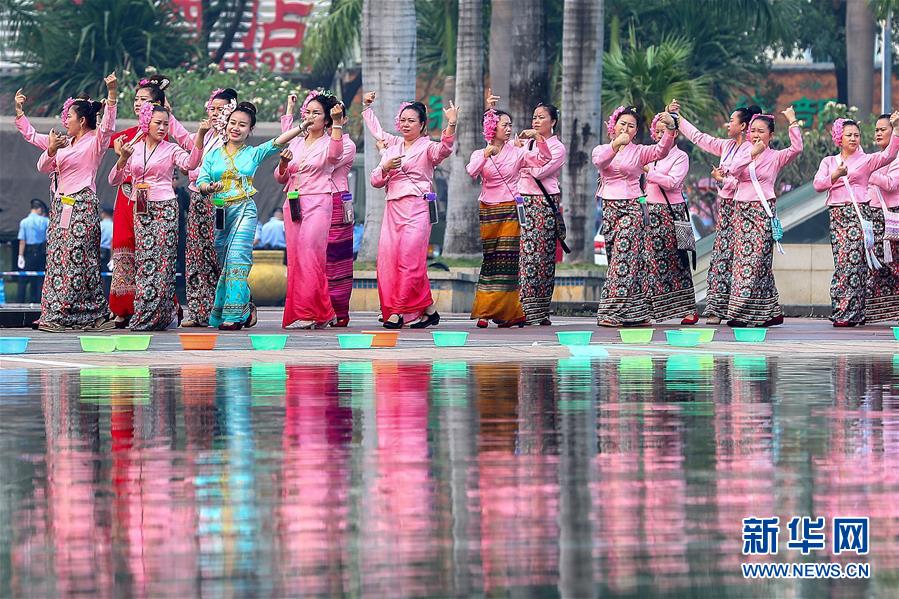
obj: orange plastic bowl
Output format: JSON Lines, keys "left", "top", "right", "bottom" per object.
{"left": 361, "top": 330, "right": 399, "bottom": 348}
{"left": 178, "top": 333, "right": 218, "bottom": 350}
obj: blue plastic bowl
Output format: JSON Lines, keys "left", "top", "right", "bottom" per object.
{"left": 0, "top": 337, "right": 29, "bottom": 354}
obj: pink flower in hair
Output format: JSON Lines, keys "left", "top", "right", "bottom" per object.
{"left": 394, "top": 101, "right": 413, "bottom": 131}
{"left": 138, "top": 101, "right": 157, "bottom": 133}
{"left": 749, "top": 113, "right": 775, "bottom": 129}
{"left": 482, "top": 109, "right": 499, "bottom": 142}
{"left": 205, "top": 88, "right": 225, "bottom": 112}
{"left": 831, "top": 118, "right": 848, "bottom": 146}
{"left": 649, "top": 113, "right": 663, "bottom": 141}
{"left": 606, "top": 106, "right": 627, "bottom": 138}
{"left": 299, "top": 89, "right": 318, "bottom": 119}
{"left": 60, "top": 97, "right": 76, "bottom": 126}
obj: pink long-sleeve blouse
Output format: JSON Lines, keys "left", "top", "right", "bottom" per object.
{"left": 15, "top": 115, "right": 50, "bottom": 151}
{"left": 108, "top": 139, "right": 202, "bottom": 201}
{"left": 282, "top": 113, "right": 358, "bottom": 192}
{"left": 273, "top": 134, "right": 345, "bottom": 194}
{"left": 678, "top": 116, "right": 746, "bottom": 198}
{"left": 466, "top": 140, "right": 551, "bottom": 204}
{"left": 644, "top": 146, "right": 689, "bottom": 204}
{"left": 867, "top": 156, "right": 899, "bottom": 208}
{"left": 370, "top": 134, "right": 454, "bottom": 200}
{"left": 729, "top": 125, "right": 803, "bottom": 202}
{"left": 813, "top": 135, "right": 899, "bottom": 206}
{"left": 592, "top": 130, "right": 676, "bottom": 199}
{"left": 37, "top": 102, "right": 117, "bottom": 195}
{"left": 518, "top": 136, "right": 566, "bottom": 195}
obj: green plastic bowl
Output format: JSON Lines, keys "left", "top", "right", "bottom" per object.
{"left": 892, "top": 326, "right": 899, "bottom": 341}
{"left": 432, "top": 331, "right": 469, "bottom": 347}
{"left": 249, "top": 334, "right": 289, "bottom": 350}
{"left": 733, "top": 328, "right": 768, "bottom": 342}
{"left": 337, "top": 334, "right": 374, "bottom": 349}
{"left": 618, "top": 328, "right": 654, "bottom": 344}
{"left": 683, "top": 328, "right": 716, "bottom": 343}
{"left": 79, "top": 336, "right": 117, "bottom": 353}
{"left": 556, "top": 331, "right": 593, "bottom": 346}
{"left": 665, "top": 330, "right": 702, "bottom": 347}
{"left": 0, "top": 337, "right": 29, "bottom": 354}
{"left": 115, "top": 335, "right": 152, "bottom": 351}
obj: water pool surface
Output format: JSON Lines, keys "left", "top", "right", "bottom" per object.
{"left": 1, "top": 354, "right": 898, "bottom": 598}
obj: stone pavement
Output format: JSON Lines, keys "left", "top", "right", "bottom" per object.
{"left": 1, "top": 309, "right": 897, "bottom": 370}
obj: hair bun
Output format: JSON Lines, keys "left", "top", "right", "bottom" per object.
{"left": 747, "top": 105, "right": 763, "bottom": 117}
{"left": 148, "top": 74, "right": 170, "bottom": 90}
{"left": 237, "top": 101, "right": 257, "bottom": 114}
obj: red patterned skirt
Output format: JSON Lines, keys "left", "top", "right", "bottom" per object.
{"left": 109, "top": 182, "right": 136, "bottom": 317}
{"left": 704, "top": 195, "right": 735, "bottom": 319}
{"left": 646, "top": 203, "right": 697, "bottom": 321}
{"left": 596, "top": 198, "right": 651, "bottom": 325}
{"left": 41, "top": 188, "right": 108, "bottom": 327}
{"left": 863, "top": 203, "right": 899, "bottom": 322}
{"left": 829, "top": 205, "right": 868, "bottom": 324}
{"left": 723, "top": 200, "right": 782, "bottom": 325}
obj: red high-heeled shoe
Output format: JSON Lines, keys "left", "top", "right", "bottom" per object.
{"left": 680, "top": 312, "right": 699, "bottom": 325}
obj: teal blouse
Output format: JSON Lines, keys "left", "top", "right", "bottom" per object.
{"left": 197, "top": 139, "right": 282, "bottom": 205}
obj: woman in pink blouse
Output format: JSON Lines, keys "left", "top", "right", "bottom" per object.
{"left": 592, "top": 106, "right": 677, "bottom": 326}
{"left": 109, "top": 103, "right": 208, "bottom": 330}
{"left": 866, "top": 114, "right": 899, "bottom": 322}
{"left": 363, "top": 91, "right": 458, "bottom": 329}
{"left": 517, "top": 103, "right": 567, "bottom": 325}
{"left": 643, "top": 114, "right": 698, "bottom": 324}
{"left": 726, "top": 107, "right": 803, "bottom": 327}
{"left": 283, "top": 92, "right": 360, "bottom": 328}
{"left": 667, "top": 100, "right": 760, "bottom": 324}
{"left": 33, "top": 73, "right": 118, "bottom": 332}
{"left": 466, "top": 92, "right": 551, "bottom": 328}
{"left": 814, "top": 112, "right": 899, "bottom": 326}
{"left": 275, "top": 91, "right": 346, "bottom": 329}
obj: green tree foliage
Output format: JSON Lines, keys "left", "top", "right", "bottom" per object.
{"left": 1, "top": 0, "right": 196, "bottom": 115}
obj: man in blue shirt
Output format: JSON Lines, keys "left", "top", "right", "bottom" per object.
{"left": 259, "top": 208, "right": 286, "bottom": 250}
{"left": 17, "top": 199, "right": 49, "bottom": 303}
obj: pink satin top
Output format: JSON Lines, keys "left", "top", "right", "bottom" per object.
{"left": 274, "top": 133, "right": 345, "bottom": 195}
{"left": 108, "top": 139, "right": 202, "bottom": 201}
{"left": 517, "top": 135, "right": 567, "bottom": 195}
{"left": 37, "top": 102, "right": 117, "bottom": 195}
{"left": 465, "top": 140, "right": 551, "bottom": 204}
{"left": 678, "top": 116, "right": 747, "bottom": 199}
{"left": 730, "top": 125, "right": 803, "bottom": 202}
{"left": 644, "top": 146, "right": 689, "bottom": 204}
{"left": 867, "top": 157, "right": 899, "bottom": 208}
{"left": 813, "top": 135, "right": 899, "bottom": 205}
{"left": 592, "top": 130, "right": 676, "bottom": 199}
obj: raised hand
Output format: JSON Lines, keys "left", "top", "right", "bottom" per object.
{"left": 751, "top": 139, "right": 767, "bottom": 158}
{"left": 443, "top": 100, "right": 459, "bottom": 125}
{"left": 519, "top": 129, "right": 538, "bottom": 140}
{"left": 119, "top": 140, "right": 135, "bottom": 160}
{"left": 781, "top": 106, "right": 797, "bottom": 124}
{"left": 711, "top": 166, "right": 725, "bottom": 183}
{"left": 889, "top": 111, "right": 899, "bottom": 130}
{"left": 198, "top": 118, "right": 212, "bottom": 134}
{"left": 383, "top": 155, "right": 403, "bottom": 171}
{"left": 104, "top": 72, "right": 117, "bottom": 94}
{"left": 375, "top": 138, "right": 388, "bottom": 153}
{"left": 363, "top": 91, "right": 376, "bottom": 107}
{"left": 330, "top": 103, "right": 345, "bottom": 120}
{"left": 484, "top": 144, "right": 499, "bottom": 158}
{"left": 286, "top": 93, "right": 297, "bottom": 115}
{"left": 657, "top": 112, "right": 675, "bottom": 129}
{"left": 833, "top": 162, "right": 848, "bottom": 179}
{"left": 48, "top": 130, "right": 68, "bottom": 152}
{"left": 279, "top": 148, "right": 293, "bottom": 163}
{"left": 666, "top": 99, "right": 681, "bottom": 114}
{"left": 612, "top": 132, "right": 630, "bottom": 150}
{"left": 485, "top": 88, "right": 500, "bottom": 110}
{"left": 14, "top": 88, "right": 25, "bottom": 115}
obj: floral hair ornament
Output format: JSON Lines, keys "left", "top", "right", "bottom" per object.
{"left": 215, "top": 98, "right": 238, "bottom": 140}
{"left": 482, "top": 109, "right": 499, "bottom": 143}
{"left": 831, "top": 118, "right": 849, "bottom": 146}
{"left": 60, "top": 97, "right": 77, "bottom": 126}
{"left": 205, "top": 88, "right": 225, "bottom": 112}
{"left": 749, "top": 113, "right": 775, "bottom": 130}
{"left": 606, "top": 106, "right": 627, "bottom": 138}
{"left": 394, "top": 101, "right": 413, "bottom": 131}
{"left": 299, "top": 90, "right": 318, "bottom": 119}
{"left": 138, "top": 101, "right": 163, "bottom": 134}
{"left": 649, "top": 113, "right": 664, "bottom": 141}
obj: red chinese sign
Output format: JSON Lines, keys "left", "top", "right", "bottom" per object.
{"left": 172, "top": 0, "right": 314, "bottom": 72}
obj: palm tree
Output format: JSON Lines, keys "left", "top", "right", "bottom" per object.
{"left": 509, "top": 0, "right": 549, "bottom": 129}
{"left": 602, "top": 32, "right": 716, "bottom": 140}
{"left": 488, "top": 0, "right": 513, "bottom": 102}
{"left": 561, "top": 0, "right": 604, "bottom": 263}
{"left": 443, "top": 0, "right": 484, "bottom": 258}
{"left": 357, "top": 0, "right": 417, "bottom": 261}
{"left": 1, "top": 0, "right": 194, "bottom": 113}
{"left": 846, "top": 0, "right": 875, "bottom": 116}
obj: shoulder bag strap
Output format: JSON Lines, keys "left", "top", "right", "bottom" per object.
{"left": 748, "top": 161, "right": 786, "bottom": 255}
{"left": 842, "top": 174, "right": 881, "bottom": 270}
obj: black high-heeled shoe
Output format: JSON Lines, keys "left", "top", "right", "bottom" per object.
{"left": 410, "top": 311, "right": 440, "bottom": 329}
{"left": 383, "top": 315, "right": 404, "bottom": 330}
